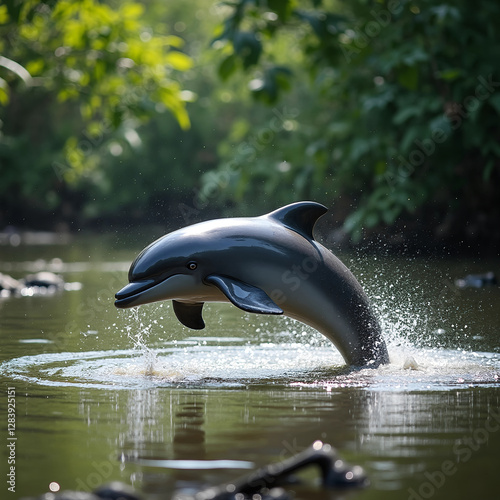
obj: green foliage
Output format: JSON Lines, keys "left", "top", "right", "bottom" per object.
{"left": 0, "top": 0, "right": 192, "bottom": 219}
{"left": 1, "top": 0, "right": 191, "bottom": 127}
{"left": 2, "top": 0, "right": 500, "bottom": 249}
{"left": 208, "top": 0, "right": 500, "bottom": 242}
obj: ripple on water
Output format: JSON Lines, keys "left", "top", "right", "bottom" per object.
{"left": 1, "top": 339, "right": 499, "bottom": 391}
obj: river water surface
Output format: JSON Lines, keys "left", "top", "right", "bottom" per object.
{"left": 1, "top": 233, "right": 499, "bottom": 500}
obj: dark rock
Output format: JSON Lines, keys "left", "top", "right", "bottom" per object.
{"left": 22, "top": 272, "right": 65, "bottom": 289}
{"left": 93, "top": 482, "right": 141, "bottom": 500}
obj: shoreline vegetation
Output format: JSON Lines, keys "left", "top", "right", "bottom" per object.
{"left": 1, "top": 1, "right": 499, "bottom": 257}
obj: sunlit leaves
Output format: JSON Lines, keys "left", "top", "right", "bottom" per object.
{"left": 0, "top": 77, "right": 8, "bottom": 105}
{"left": 156, "top": 85, "right": 190, "bottom": 131}
{"left": 25, "top": 59, "right": 45, "bottom": 76}
{"left": 0, "top": 0, "right": 195, "bottom": 215}
{"left": 4, "top": 0, "right": 192, "bottom": 131}
{"left": 120, "top": 2, "right": 144, "bottom": 21}
{"left": 0, "top": 5, "right": 10, "bottom": 24}
{"left": 165, "top": 51, "right": 193, "bottom": 71}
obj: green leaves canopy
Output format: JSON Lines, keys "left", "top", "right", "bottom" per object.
{"left": 0, "top": 0, "right": 192, "bottom": 211}
{"left": 208, "top": 0, "right": 500, "bottom": 244}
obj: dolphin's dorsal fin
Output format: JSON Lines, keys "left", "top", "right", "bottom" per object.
{"left": 172, "top": 300, "right": 205, "bottom": 330}
{"left": 265, "top": 201, "right": 327, "bottom": 240}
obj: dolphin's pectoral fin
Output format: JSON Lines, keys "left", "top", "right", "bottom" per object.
{"left": 205, "top": 275, "right": 283, "bottom": 315}
{"left": 172, "top": 300, "right": 205, "bottom": 330}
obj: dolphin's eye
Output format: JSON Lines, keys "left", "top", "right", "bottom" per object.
{"left": 187, "top": 261, "right": 197, "bottom": 270}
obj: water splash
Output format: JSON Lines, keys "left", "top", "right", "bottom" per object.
{"left": 0, "top": 342, "right": 343, "bottom": 389}
{"left": 2, "top": 254, "right": 499, "bottom": 390}
{"left": 122, "top": 306, "right": 159, "bottom": 376}
{"left": 354, "top": 254, "right": 483, "bottom": 364}
{"left": 1, "top": 336, "right": 499, "bottom": 391}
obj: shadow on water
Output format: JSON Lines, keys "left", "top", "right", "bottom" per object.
{"left": 0, "top": 235, "right": 499, "bottom": 499}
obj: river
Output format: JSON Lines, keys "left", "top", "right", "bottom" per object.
{"left": 0, "top": 232, "right": 499, "bottom": 500}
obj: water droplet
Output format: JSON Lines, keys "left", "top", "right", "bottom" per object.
{"left": 48, "top": 482, "right": 60, "bottom": 492}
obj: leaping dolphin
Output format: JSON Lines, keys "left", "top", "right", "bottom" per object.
{"left": 115, "top": 201, "right": 389, "bottom": 367}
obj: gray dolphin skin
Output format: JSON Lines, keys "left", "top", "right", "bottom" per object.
{"left": 115, "top": 202, "right": 389, "bottom": 367}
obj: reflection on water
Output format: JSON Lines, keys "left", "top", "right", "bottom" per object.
{"left": 0, "top": 236, "right": 499, "bottom": 499}
{"left": 62, "top": 383, "right": 500, "bottom": 498}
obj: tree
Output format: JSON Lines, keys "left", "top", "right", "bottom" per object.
{"left": 208, "top": 0, "right": 500, "bottom": 249}
{"left": 0, "top": 0, "right": 192, "bottom": 225}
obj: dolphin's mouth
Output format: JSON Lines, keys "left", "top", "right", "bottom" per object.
{"left": 115, "top": 277, "right": 164, "bottom": 308}
{"left": 115, "top": 273, "right": 208, "bottom": 309}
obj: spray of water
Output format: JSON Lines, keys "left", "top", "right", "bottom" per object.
{"left": 2, "top": 252, "right": 498, "bottom": 389}
{"left": 123, "top": 306, "right": 159, "bottom": 376}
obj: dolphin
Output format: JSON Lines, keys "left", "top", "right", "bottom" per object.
{"left": 115, "top": 201, "right": 389, "bottom": 367}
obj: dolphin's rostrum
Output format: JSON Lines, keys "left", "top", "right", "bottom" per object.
{"left": 115, "top": 202, "right": 389, "bottom": 367}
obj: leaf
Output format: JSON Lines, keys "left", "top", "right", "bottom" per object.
{"left": 401, "top": 46, "right": 428, "bottom": 66}
{"left": 120, "top": 3, "right": 144, "bottom": 19}
{"left": 0, "top": 77, "right": 9, "bottom": 105}
{"left": 397, "top": 65, "right": 419, "bottom": 91}
{"left": 273, "top": 66, "right": 293, "bottom": 90}
{"left": 362, "top": 88, "right": 394, "bottom": 111}
{"left": 165, "top": 51, "right": 193, "bottom": 71}
{"left": 173, "top": 106, "right": 191, "bottom": 130}
{"left": 249, "top": 66, "right": 292, "bottom": 104}
{"left": 57, "top": 88, "right": 79, "bottom": 102}
{"left": 268, "top": 0, "right": 292, "bottom": 22}
{"left": 218, "top": 53, "right": 238, "bottom": 81}
{"left": 3, "top": 0, "right": 22, "bottom": 23}
{"left": 393, "top": 106, "right": 422, "bottom": 125}
{"left": 233, "top": 31, "right": 262, "bottom": 68}
{"left": 0, "top": 4, "right": 9, "bottom": 24}
{"left": 400, "top": 127, "right": 421, "bottom": 153}
{"left": 250, "top": 77, "right": 277, "bottom": 104}
{"left": 26, "top": 59, "right": 45, "bottom": 76}
{"left": 158, "top": 87, "right": 190, "bottom": 130}
{"left": 437, "top": 68, "right": 462, "bottom": 81}
{"left": 165, "top": 35, "right": 185, "bottom": 49}
{"left": 294, "top": 10, "right": 346, "bottom": 39}
{"left": 430, "top": 5, "right": 461, "bottom": 22}
{"left": 348, "top": 137, "right": 371, "bottom": 162}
